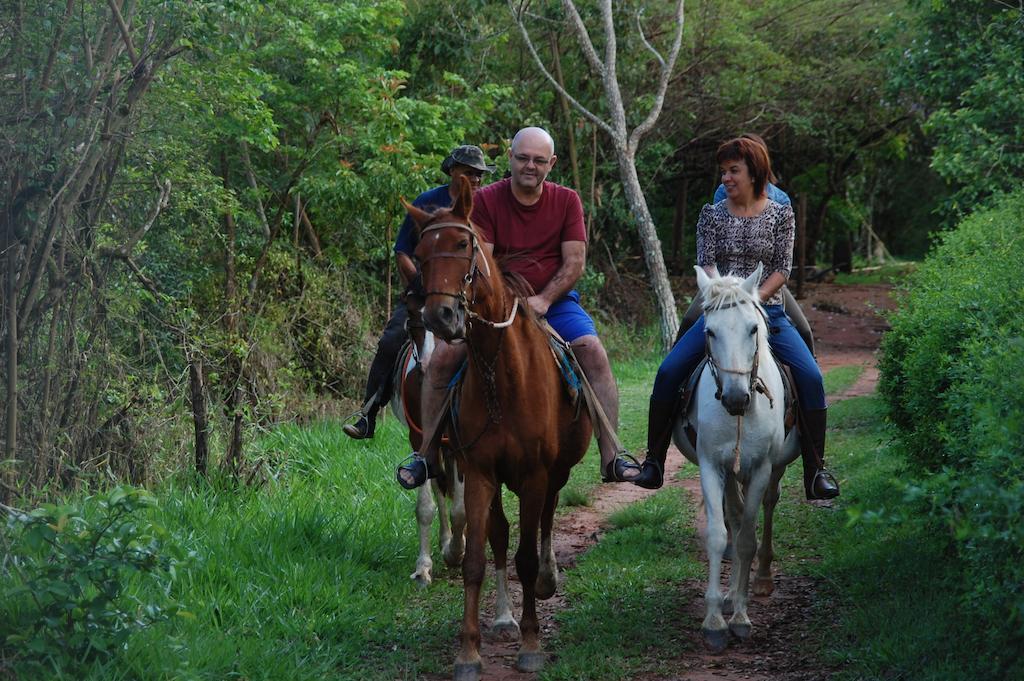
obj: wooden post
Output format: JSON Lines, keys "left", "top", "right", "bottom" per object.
{"left": 796, "top": 194, "right": 807, "bottom": 299}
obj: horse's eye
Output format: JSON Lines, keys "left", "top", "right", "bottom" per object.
{"left": 457, "top": 240, "right": 469, "bottom": 250}
{"left": 749, "top": 325, "right": 757, "bottom": 336}
{"left": 706, "top": 329, "right": 716, "bottom": 339}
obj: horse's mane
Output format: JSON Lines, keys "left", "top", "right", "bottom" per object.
{"left": 701, "top": 274, "right": 762, "bottom": 313}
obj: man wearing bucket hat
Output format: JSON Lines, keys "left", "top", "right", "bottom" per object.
{"left": 343, "top": 145, "right": 495, "bottom": 440}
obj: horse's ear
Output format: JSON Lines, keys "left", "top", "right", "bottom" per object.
{"left": 450, "top": 175, "right": 473, "bottom": 220}
{"left": 401, "top": 198, "right": 432, "bottom": 231}
{"left": 695, "top": 265, "right": 711, "bottom": 294}
{"left": 741, "top": 262, "right": 764, "bottom": 296}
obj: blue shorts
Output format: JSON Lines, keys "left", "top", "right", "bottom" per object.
{"left": 545, "top": 290, "right": 597, "bottom": 343}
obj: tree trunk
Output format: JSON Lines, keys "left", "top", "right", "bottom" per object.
{"left": 550, "top": 32, "right": 582, "bottom": 194}
{"left": 617, "top": 151, "right": 679, "bottom": 350}
{"left": 220, "top": 151, "right": 243, "bottom": 474}
{"left": 671, "top": 176, "right": 689, "bottom": 265}
{"left": 188, "top": 356, "right": 209, "bottom": 476}
{"left": 3, "top": 218, "right": 17, "bottom": 503}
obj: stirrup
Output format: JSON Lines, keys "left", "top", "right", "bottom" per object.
{"left": 601, "top": 452, "right": 642, "bottom": 483}
{"left": 396, "top": 453, "right": 436, "bottom": 490}
{"left": 342, "top": 412, "right": 374, "bottom": 440}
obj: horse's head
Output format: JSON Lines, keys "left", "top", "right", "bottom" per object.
{"left": 405, "top": 176, "right": 488, "bottom": 341}
{"left": 696, "top": 263, "right": 769, "bottom": 416}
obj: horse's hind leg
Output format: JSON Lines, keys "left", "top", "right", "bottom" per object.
{"left": 488, "top": 491, "right": 519, "bottom": 640}
{"left": 444, "top": 461, "right": 466, "bottom": 567}
{"left": 411, "top": 484, "right": 436, "bottom": 586}
{"left": 431, "top": 480, "right": 452, "bottom": 564}
{"left": 537, "top": 473, "right": 568, "bottom": 601}
{"left": 723, "top": 474, "right": 744, "bottom": 612}
{"left": 514, "top": 478, "right": 547, "bottom": 673}
{"left": 753, "top": 474, "right": 783, "bottom": 597}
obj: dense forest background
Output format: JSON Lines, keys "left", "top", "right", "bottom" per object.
{"left": 2, "top": 0, "right": 1022, "bottom": 500}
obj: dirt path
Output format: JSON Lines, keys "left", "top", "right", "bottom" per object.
{"left": 427, "top": 282, "right": 893, "bottom": 681}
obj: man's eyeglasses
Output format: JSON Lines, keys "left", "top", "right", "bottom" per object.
{"left": 512, "top": 154, "right": 551, "bottom": 167}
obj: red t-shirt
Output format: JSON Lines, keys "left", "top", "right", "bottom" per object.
{"left": 471, "top": 178, "right": 587, "bottom": 294}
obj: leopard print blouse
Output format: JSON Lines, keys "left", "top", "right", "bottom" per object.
{"left": 695, "top": 199, "right": 795, "bottom": 306}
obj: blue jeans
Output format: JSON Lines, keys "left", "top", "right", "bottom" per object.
{"left": 652, "top": 305, "right": 825, "bottom": 409}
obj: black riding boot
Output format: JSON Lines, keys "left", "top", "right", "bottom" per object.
{"left": 633, "top": 397, "right": 679, "bottom": 490}
{"left": 800, "top": 408, "right": 840, "bottom": 500}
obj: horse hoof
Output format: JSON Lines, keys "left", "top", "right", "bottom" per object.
{"left": 490, "top": 617, "right": 520, "bottom": 640}
{"left": 453, "top": 661, "right": 482, "bottom": 681}
{"left": 536, "top": 575, "right": 557, "bottom": 600}
{"left": 411, "top": 571, "right": 432, "bottom": 588}
{"left": 752, "top": 577, "right": 774, "bottom": 597}
{"left": 729, "top": 621, "right": 752, "bottom": 641}
{"left": 702, "top": 628, "right": 729, "bottom": 654}
{"left": 443, "top": 542, "right": 465, "bottom": 568}
{"left": 516, "top": 651, "right": 546, "bottom": 673}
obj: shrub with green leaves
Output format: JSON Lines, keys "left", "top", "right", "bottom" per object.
{"left": 1, "top": 486, "right": 187, "bottom": 674}
{"left": 878, "top": 191, "right": 1024, "bottom": 677}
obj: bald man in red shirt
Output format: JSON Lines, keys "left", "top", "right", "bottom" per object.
{"left": 397, "top": 127, "right": 639, "bottom": 488}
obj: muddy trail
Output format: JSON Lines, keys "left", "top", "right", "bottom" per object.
{"left": 423, "top": 282, "right": 893, "bottom": 681}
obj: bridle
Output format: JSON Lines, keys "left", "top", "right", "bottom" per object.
{"left": 703, "top": 296, "right": 776, "bottom": 475}
{"left": 417, "top": 218, "right": 520, "bottom": 448}
{"left": 704, "top": 299, "right": 774, "bottom": 410}
{"left": 418, "top": 220, "right": 518, "bottom": 329}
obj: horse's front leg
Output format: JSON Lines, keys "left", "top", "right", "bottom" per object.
{"left": 753, "top": 471, "right": 784, "bottom": 597}
{"left": 411, "top": 484, "right": 436, "bottom": 586}
{"left": 729, "top": 461, "right": 772, "bottom": 641}
{"left": 699, "top": 460, "right": 730, "bottom": 653}
{"left": 454, "top": 474, "right": 494, "bottom": 681}
{"left": 514, "top": 475, "right": 547, "bottom": 673}
{"left": 488, "top": 490, "right": 519, "bottom": 639}
{"left": 444, "top": 460, "right": 466, "bottom": 567}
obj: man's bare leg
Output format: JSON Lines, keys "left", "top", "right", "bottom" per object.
{"left": 397, "top": 340, "right": 466, "bottom": 488}
{"left": 570, "top": 335, "right": 640, "bottom": 481}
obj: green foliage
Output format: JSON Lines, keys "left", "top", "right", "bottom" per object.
{"left": 0, "top": 487, "right": 186, "bottom": 674}
{"left": 878, "top": 191, "right": 1024, "bottom": 674}
{"left": 895, "top": 1, "right": 1024, "bottom": 214}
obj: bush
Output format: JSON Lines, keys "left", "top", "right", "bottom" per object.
{"left": 0, "top": 486, "right": 188, "bottom": 675}
{"left": 878, "top": 191, "right": 1024, "bottom": 678}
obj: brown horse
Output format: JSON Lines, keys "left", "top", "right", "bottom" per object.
{"left": 391, "top": 283, "right": 520, "bottom": 636}
{"left": 406, "top": 177, "right": 592, "bottom": 680}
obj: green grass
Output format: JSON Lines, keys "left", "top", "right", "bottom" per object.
{"left": 823, "top": 363, "right": 864, "bottom": 395}
{"left": 833, "top": 260, "right": 917, "bottom": 285}
{"left": 2, "top": 356, "right": 981, "bottom": 680}
{"left": 542, "top": 490, "right": 703, "bottom": 680}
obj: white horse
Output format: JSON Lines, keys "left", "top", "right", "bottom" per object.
{"left": 675, "top": 263, "right": 801, "bottom": 653}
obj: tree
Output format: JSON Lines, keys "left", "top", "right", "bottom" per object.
{"left": 0, "top": 0, "right": 191, "bottom": 500}
{"left": 511, "top": 0, "right": 684, "bottom": 350}
{"left": 894, "top": 0, "right": 1024, "bottom": 215}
